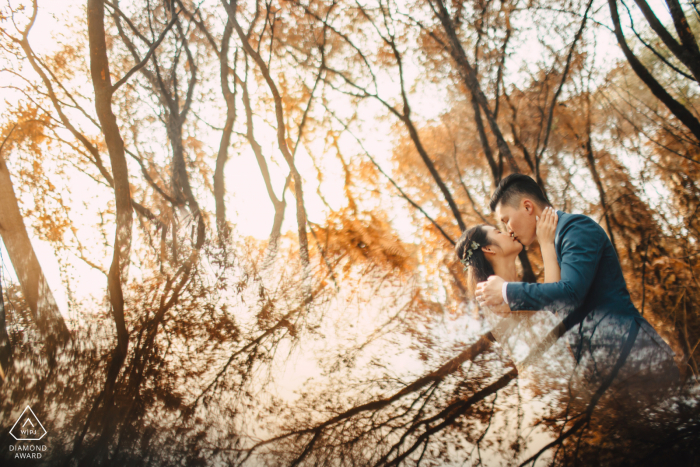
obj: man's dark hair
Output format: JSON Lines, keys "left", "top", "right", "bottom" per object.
{"left": 488, "top": 174, "right": 550, "bottom": 212}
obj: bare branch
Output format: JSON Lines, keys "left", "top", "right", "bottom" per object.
{"left": 112, "top": 10, "right": 179, "bottom": 92}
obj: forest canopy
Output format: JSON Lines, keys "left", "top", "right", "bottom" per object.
{"left": 0, "top": 0, "right": 698, "bottom": 465}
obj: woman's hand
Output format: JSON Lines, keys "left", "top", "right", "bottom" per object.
{"left": 536, "top": 206, "right": 558, "bottom": 246}
{"left": 537, "top": 207, "right": 561, "bottom": 282}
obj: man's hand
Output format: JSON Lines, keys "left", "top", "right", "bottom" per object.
{"left": 475, "top": 275, "right": 506, "bottom": 307}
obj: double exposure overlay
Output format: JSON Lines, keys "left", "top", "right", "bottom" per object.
{"left": 0, "top": 0, "right": 699, "bottom": 465}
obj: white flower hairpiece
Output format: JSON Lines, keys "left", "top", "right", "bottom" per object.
{"left": 459, "top": 241, "right": 481, "bottom": 271}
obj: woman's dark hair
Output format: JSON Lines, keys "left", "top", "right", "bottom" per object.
{"left": 455, "top": 225, "right": 494, "bottom": 294}
{"left": 488, "top": 173, "right": 550, "bottom": 212}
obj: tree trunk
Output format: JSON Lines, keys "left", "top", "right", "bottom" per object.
{"left": 87, "top": 0, "right": 132, "bottom": 361}
{"left": 214, "top": 21, "right": 236, "bottom": 244}
{"left": 66, "top": 2, "right": 134, "bottom": 463}
{"left": 608, "top": 0, "right": 700, "bottom": 142}
{"left": 225, "top": 2, "right": 310, "bottom": 268}
{"left": 583, "top": 140, "right": 619, "bottom": 259}
{"left": 0, "top": 152, "right": 70, "bottom": 356}
{"left": 0, "top": 265, "right": 11, "bottom": 381}
{"left": 432, "top": 0, "right": 520, "bottom": 174}
{"left": 470, "top": 90, "right": 500, "bottom": 183}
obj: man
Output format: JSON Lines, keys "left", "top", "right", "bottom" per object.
{"left": 475, "top": 174, "right": 678, "bottom": 382}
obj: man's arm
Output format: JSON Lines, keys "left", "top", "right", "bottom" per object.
{"left": 505, "top": 216, "right": 605, "bottom": 314}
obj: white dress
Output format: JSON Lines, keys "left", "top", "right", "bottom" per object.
{"left": 482, "top": 306, "right": 575, "bottom": 376}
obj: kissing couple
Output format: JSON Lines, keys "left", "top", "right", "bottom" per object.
{"left": 456, "top": 174, "right": 679, "bottom": 388}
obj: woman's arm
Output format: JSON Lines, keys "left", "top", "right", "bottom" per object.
{"left": 536, "top": 207, "right": 560, "bottom": 283}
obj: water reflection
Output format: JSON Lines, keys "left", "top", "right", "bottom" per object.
{"left": 0, "top": 276, "right": 698, "bottom": 466}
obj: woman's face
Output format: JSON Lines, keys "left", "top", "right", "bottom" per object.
{"left": 484, "top": 225, "right": 523, "bottom": 257}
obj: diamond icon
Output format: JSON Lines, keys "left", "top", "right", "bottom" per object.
{"left": 9, "top": 406, "right": 47, "bottom": 441}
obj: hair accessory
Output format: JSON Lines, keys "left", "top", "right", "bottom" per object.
{"left": 459, "top": 241, "right": 481, "bottom": 271}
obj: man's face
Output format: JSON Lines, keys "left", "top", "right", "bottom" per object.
{"left": 495, "top": 199, "right": 537, "bottom": 246}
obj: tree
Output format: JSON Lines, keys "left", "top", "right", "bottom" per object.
{"left": 0, "top": 120, "right": 70, "bottom": 364}
{"left": 608, "top": 0, "right": 700, "bottom": 149}
{"left": 0, "top": 0, "right": 698, "bottom": 464}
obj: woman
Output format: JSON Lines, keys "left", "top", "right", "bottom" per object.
{"left": 456, "top": 206, "right": 560, "bottom": 297}
{"left": 455, "top": 208, "right": 569, "bottom": 371}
